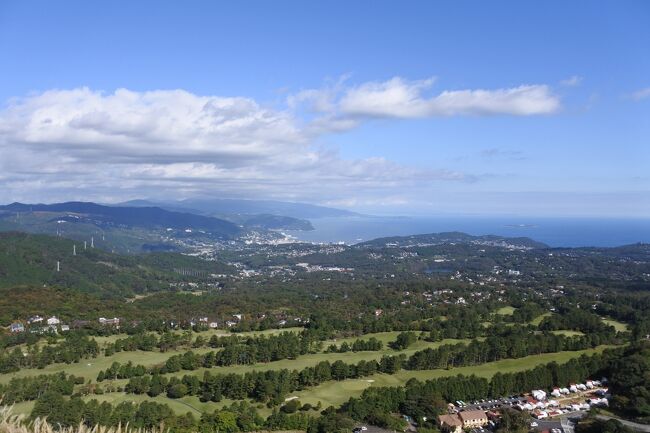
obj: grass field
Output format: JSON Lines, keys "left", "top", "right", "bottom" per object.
{"left": 5, "top": 344, "right": 618, "bottom": 418}
{"left": 286, "top": 345, "right": 618, "bottom": 410}
{"left": 496, "top": 306, "right": 516, "bottom": 315}
{"left": 0, "top": 331, "right": 470, "bottom": 386}
{"left": 551, "top": 330, "right": 584, "bottom": 337}
{"left": 529, "top": 312, "right": 553, "bottom": 326}
{"left": 601, "top": 318, "right": 629, "bottom": 332}
{"left": 123, "top": 337, "right": 473, "bottom": 381}
{"left": 0, "top": 328, "right": 306, "bottom": 385}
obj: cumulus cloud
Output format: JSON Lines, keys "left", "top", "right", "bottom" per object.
{"left": 0, "top": 85, "right": 478, "bottom": 204}
{"left": 309, "top": 77, "right": 561, "bottom": 118}
{"left": 0, "top": 77, "right": 565, "bottom": 205}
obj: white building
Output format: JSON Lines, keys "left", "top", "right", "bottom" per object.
{"left": 47, "top": 316, "right": 60, "bottom": 326}
{"left": 532, "top": 390, "right": 547, "bottom": 401}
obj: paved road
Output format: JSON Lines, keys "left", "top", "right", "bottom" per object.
{"left": 355, "top": 426, "right": 398, "bottom": 433}
{"left": 595, "top": 415, "right": 650, "bottom": 432}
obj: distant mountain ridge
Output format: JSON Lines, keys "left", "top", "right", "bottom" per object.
{"left": 0, "top": 201, "right": 241, "bottom": 237}
{"left": 119, "top": 198, "right": 358, "bottom": 219}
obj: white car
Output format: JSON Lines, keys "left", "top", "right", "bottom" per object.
{"left": 530, "top": 422, "right": 538, "bottom": 427}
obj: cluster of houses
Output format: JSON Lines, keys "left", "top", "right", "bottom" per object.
{"left": 6, "top": 310, "right": 309, "bottom": 336}
{"left": 438, "top": 410, "right": 489, "bottom": 433}
{"left": 8, "top": 315, "right": 121, "bottom": 334}
{"left": 438, "top": 380, "right": 610, "bottom": 433}
{"left": 520, "top": 381, "right": 608, "bottom": 420}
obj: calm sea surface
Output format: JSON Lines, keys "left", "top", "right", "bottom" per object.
{"left": 286, "top": 216, "right": 650, "bottom": 247}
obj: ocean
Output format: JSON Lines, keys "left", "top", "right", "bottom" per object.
{"left": 286, "top": 216, "right": 650, "bottom": 248}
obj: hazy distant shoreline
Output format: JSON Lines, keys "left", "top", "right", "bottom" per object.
{"left": 286, "top": 215, "right": 650, "bottom": 248}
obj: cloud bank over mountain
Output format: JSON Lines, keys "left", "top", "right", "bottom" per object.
{"left": 0, "top": 77, "right": 559, "bottom": 207}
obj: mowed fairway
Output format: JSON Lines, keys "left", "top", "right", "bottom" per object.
{"left": 496, "top": 306, "right": 516, "bottom": 315}
{"left": 5, "top": 343, "right": 619, "bottom": 418}
{"left": 96, "top": 337, "right": 474, "bottom": 389}
{"left": 0, "top": 331, "right": 470, "bottom": 387}
{"left": 601, "top": 318, "right": 628, "bottom": 332}
{"left": 0, "top": 328, "right": 305, "bottom": 385}
{"left": 285, "top": 345, "right": 618, "bottom": 410}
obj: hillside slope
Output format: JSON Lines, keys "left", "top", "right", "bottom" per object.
{"left": 0, "top": 232, "right": 233, "bottom": 297}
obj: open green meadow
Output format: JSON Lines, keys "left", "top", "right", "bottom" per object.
{"left": 286, "top": 345, "right": 617, "bottom": 410}
{"left": 601, "top": 318, "right": 628, "bottom": 332}
{"left": 43, "top": 344, "right": 620, "bottom": 419}
{"left": 495, "top": 306, "right": 516, "bottom": 315}
{"left": 529, "top": 312, "right": 553, "bottom": 326}
{"left": 0, "top": 331, "right": 472, "bottom": 387}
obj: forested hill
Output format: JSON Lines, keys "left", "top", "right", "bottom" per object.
{"left": 0, "top": 201, "right": 241, "bottom": 237}
{"left": 0, "top": 232, "right": 233, "bottom": 297}
{"left": 357, "top": 231, "right": 548, "bottom": 250}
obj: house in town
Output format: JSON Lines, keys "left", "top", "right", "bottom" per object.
{"left": 46, "top": 316, "right": 60, "bottom": 326}
{"left": 458, "top": 410, "right": 488, "bottom": 429}
{"left": 99, "top": 317, "right": 120, "bottom": 326}
{"left": 28, "top": 315, "right": 44, "bottom": 324}
{"left": 532, "top": 389, "right": 547, "bottom": 401}
{"left": 438, "top": 414, "right": 463, "bottom": 433}
{"left": 10, "top": 322, "right": 25, "bottom": 333}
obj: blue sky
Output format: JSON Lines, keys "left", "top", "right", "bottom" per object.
{"left": 0, "top": 1, "right": 648, "bottom": 216}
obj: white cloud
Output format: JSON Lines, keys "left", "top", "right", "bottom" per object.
{"left": 630, "top": 87, "right": 650, "bottom": 101}
{"left": 0, "top": 86, "right": 474, "bottom": 204}
{"left": 337, "top": 77, "right": 560, "bottom": 117}
{"left": 0, "top": 78, "right": 564, "bottom": 206}
{"left": 560, "top": 75, "right": 582, "bottom": 87}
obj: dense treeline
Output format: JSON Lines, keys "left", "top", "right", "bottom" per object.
{"left": 122, "top": 357, "right": 405, "bottom": 404}
{"left": 408, "top": 328, "right": 618, "bottom": 370}
{"left": 110, "top": 328, "right": 619, "bottom": 405}
{"left": 388, "top": 332, "right": 417, "bottom": 350}
{"left": 325, "top": 337, "right": 383, "bottom": 353}
{"left": 30, "top": 391, "right": 313, "bottom": 433}
{"left": 0, "top": 372, "right": 82, "bottom": 404}
{"left": 0, "top": 334, "right": 99, "bottom": 373}
{"left": 606, "top": 342, "right": 650, "bottom": 422}
{"left": 104, "top": 330, "right": 318, "bottom": 359}
{"left": 539, "top": 307, "right": 619, "bottom": 334}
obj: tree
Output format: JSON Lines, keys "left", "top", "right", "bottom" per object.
{"left": 497, "top": 408, "right": 530, "bottom": 433}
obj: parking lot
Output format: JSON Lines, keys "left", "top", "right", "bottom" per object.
{"left": 453, "top": 395, "right": 529, "bottom": 412}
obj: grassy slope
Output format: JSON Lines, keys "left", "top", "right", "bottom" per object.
{"left": 30, "top": 345, "right": 617, "bottom": 419}
{"left": 288, "top": 345, "right": 617, "bottom": 410}
{"left": 0, "top": 328, "right": 305, "bottom": 385}
{"left": 601, "top": 318, "right": 629, "bottom": 332}
{"left": 496, "top": 306, "right": 516, "bottom": 315}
